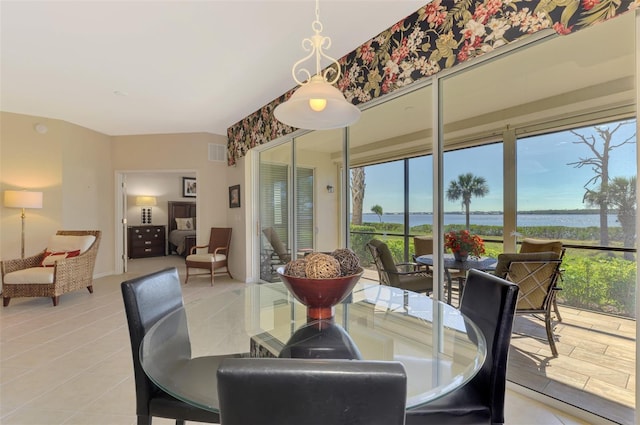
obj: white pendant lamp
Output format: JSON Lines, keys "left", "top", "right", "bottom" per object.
{"left": 274, "top": 0, "right": 361, "bottom": 130}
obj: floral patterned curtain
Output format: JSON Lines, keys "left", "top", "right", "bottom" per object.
{"left": 226, "top": 0, "right": 636, "bottom": 165}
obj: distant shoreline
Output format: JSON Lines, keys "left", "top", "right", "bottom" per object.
{"left": 377, "top": 209, "right": 605, "bottom": 215}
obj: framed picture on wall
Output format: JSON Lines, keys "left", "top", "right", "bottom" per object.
{"left": 183, "top": 177, "right": 196, "bottom": 197}
{"left": 229, "top": 185, "right": 240, "bottom": 208}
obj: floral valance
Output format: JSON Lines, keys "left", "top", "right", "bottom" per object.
{"left": 226, "top": 0, "right": 636, "bottom": 165}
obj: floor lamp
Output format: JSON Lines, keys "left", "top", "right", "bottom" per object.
{"left": 4, "top": 190, "right": 43, "bottom": 258}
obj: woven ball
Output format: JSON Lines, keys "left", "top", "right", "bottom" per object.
{"left": 305, "top": 253, "right": 341, "bottom": 279}
{"left": 331, "top": 248, "right": 361, "bottom": 276}
{"left": 284, "top": 259, "right": 307, "bottom": 277}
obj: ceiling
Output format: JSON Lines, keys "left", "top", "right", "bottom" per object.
{"left": 0, "top": 0, "right": 425, "bottom": 136}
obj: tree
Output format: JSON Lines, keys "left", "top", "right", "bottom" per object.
{"left": 371, "top": 204, "right": 383, "bottom": 222}
{"left": 568, "top": 122, "right": 635, "bottom": 246}
{"left": 351, "top": 168, "right": 365, "bottom": 225}
{"left": 586, "top": 176, "right": 636, "bottom": 260}
{"left": 446, "top": 173, "right": 489, "bottom": 230}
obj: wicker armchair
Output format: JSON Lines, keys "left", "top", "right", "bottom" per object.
{"left": 1, "top": 230, "right": 101, "bottom": 307}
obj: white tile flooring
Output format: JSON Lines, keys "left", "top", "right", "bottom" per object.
{"left": 0, "top": 255, "right": 605, "bottom": 424}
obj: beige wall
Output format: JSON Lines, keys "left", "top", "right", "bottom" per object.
{"left": 112, "top": 133, "right": 246, "bottom": 276}
{"left": 0, "top": 112, "right": 114, "bottom": 276}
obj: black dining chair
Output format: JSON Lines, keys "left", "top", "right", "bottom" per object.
{"left": 405, "top": 269, "right": 519, "bottom": 425}
{"left": 121, "top": 267, "right": 221, "bottom": 425}
{"left": 217, "top": 357, "right": 407, "bottom": 425}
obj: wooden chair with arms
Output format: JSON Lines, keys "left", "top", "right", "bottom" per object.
{"left": 185, "top": 227, "right": 232, "bottom": 285}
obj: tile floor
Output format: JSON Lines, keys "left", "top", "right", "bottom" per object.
{"left": 0, "top": 255, "right": 610, "bottom": 424}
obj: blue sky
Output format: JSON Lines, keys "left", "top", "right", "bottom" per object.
{"left": 362, "top": 120, "right": 637, "bottom": 213}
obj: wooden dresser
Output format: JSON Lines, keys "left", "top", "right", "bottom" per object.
{"left": 128, "top": 225, "right": 166, "bottom": 258}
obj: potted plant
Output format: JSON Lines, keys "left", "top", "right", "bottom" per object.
{"left": 444, "top": 230, "right": 485, "bottom": 261}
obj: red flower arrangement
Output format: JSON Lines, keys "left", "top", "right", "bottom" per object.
{"left": 444, "top": 230, "right": 485, "bottom": 259}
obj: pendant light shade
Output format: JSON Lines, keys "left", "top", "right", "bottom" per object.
{"left": 274, "top": 0, "right": 361, "bottom": 131}
{"left": 274, "top": 76, "right": 361, "bottom": 130}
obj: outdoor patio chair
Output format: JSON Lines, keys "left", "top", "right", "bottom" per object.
{"left": 367, "top": 239, "right": 433, "bottom": 294}
{"left": 262, "top": 226, "right": 291, "bottom": 265}
{"left": 519, "top": 238, "right": 565, "bottom": 321}
{"left": 494, "top": 250, "right": 564, "bottom": 356}
{"left": 185, "top": 227, "right": 232, "bottom": 285}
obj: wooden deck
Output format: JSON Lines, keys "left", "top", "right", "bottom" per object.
{"left": 509, "top": 306, "right": 636, "bottom": 425}
{"left": 360, "top": 270, "right": 636, "bottom": 424}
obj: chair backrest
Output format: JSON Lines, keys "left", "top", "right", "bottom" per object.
{"left": 208, "top": 227, "right": 232, "bottom": 255}
{"left": 459, "top": 269, "right": 519, "bottom": 425}
{"left": 494, "top": 251, "right": 562, "bottom": 311}
{"left": 519, "top": 238, "right": 563, "bottom": 255}
{"left": 366, "top": 239, "right": 399, "bottom": 287}
{"left": 121, "top": 267, "right": 191, "bottom": 417}
{"left": 262, "top": 227, "right": 291, "bottom": 263}
{"left": 56, "top": 229, "right": 101, "bottom": 261}
{"left": 413, "top": 236, "right": 433, "bottom": 257}
{"left": 217, "top": 357, "right": 407, "bottom": 425}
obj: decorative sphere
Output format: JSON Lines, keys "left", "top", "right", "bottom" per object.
{"left": 331, "top": 248, "right": 361, "bottom": 276}
{"left": 305, "top": 253, "right": 341, "bottom": 279}
{"left": 284, "top": 259, "right": 307, "bottom": 277}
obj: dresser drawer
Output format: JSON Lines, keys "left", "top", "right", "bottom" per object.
{"left": 128, "top": 226, "right": 166, "bottom": 258}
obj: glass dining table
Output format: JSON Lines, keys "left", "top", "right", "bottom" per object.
{"left": 140, "top": 281, "right": 487, "bottom": 413}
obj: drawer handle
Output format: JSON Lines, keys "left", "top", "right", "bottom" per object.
{"left": 145, "top": 241, "right": 151, "bottom": 245}
{"left": 144, "top": 248, "right": 152, "bottom": 252}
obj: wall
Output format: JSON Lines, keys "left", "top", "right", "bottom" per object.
{"left": 225, "top": 156, "right": 247, "bottom": 281}
{"left": 111, "top": 133, "right": 240, "bottom": 273}
{"left": 0, "top": 112, "right": 114, "bottom": 276}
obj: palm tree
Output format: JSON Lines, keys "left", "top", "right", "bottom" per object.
{"left": 371, "top": 204, "right": 383, "bottom": 222}
{"left": 586, "top": 176, "right": 636, "bottom": 260}
{"left": 446, "top": 173, "right": 489, "bottom": 230}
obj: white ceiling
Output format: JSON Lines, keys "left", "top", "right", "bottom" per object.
{"left": 0, "top": 0, "right": 425, "bottom": 136}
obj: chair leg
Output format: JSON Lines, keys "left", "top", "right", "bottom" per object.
{"left": 210, "top": 269, "right": 214, "bottom": 286}
{"left": 185, "top": 266, "right": 190, "bottom": 284}
{"left": 545, "top": 313, "right": 558, "bottom": 357}
{"left": 553, "top": 298, "right": 562, "bottom": 322}
{"left": 87, "top": 285, "right": 94, "bottom": 294}
{"left": 137, "top": 415, "right": 152, "bottom": 425}
{"left": 175, "top": 420, "right": 185, "bottom": 425}
{"left": 227, "top": 267, "right": 233, "bottom": 280}
{"left": 52, "top": 296, "right": 59, "bottom": 306}
{"left": 3, "top": 297, "right": 10, "bottom": 307}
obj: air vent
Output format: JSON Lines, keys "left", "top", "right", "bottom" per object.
{"left": 208, "top": 143, "right": 227, "bottom": 162}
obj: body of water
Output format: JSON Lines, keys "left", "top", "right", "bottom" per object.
{"left": 359, "top": 213, "right": 621, "bottom": 228}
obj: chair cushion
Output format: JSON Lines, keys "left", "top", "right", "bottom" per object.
{"left": 47, "top": 235, "right": 95, "bottom": 254}
{"left": 41, "top": 249, "right": 80, "bottom": 267}
{"left": 4, "top": 267, "right": 55, "bottom": 284}
{"left": 186, "top": 253, "right": 226, "bottom": 262}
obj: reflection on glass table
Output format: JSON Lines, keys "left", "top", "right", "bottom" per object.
{"left": 140, "top": 282, "right": 486, "bottom": 413}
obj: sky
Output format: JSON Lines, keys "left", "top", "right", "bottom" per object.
{"left": 361, "top": 120, "right": 637, "bottom": 213}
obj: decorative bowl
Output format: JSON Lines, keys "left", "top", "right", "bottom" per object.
{"left": 277, "top": 267, "right": 363, "bottom": 320}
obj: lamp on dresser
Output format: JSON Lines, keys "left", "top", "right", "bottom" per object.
{"left": 3, "top": 190, "right": 43, "bottom": 258}
{"left": 135, "top": 196, "right": 157, "bottom": 224}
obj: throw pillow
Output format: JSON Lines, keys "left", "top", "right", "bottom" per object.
{"left": 176, "top": 217, "right": 194, "bottom": 230}
{"left": 41, "top": 249, "right": 81, "bottom": 267}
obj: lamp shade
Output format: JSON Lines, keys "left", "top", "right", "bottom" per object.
{"left": 274, "top": 76, "right": 361, "bottom": 130}
{"left": 135, "top": 196, "right": 157, "bottom": 206}
{"left": 4, "top": 190, "right": 43, "bottom": 209}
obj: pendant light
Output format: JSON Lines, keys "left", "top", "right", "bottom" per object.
{"left": 274, "top": 0, "right": 361, "bottom": 130}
